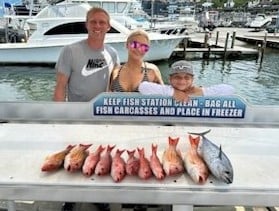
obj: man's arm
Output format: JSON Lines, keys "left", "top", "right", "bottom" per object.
{"left": 53, "top": 72, "right": 69, "bottom": 101}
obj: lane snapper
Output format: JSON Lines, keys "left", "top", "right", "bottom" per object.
{"left": 82, "top": 145, "right": 105, "bottom": 176}
{"left": 184, "top": 135, "right": 209, "bottom": 184}
{"left": 150, "top": 144, "right": 165, "bottom": 180}
{"left": 137, "top": 147, "right": 152, "bottom": 180}
{"left": 162, "top": 137, "right": 184, "bottom": 176}
{"left": 188, "top": 129, "right": 234, "bottom": 184}
{"left": 41, "top": 145, "right": 75, "bottom": 172}
{"left": 95, "top": 145, "right": 115, "bottom": 176}
{"left": 111, "top": 149, "right": 126, "bottom": 182}
{"left": 125, "top": 149, "right": 140, "bottom": 176}
{"left": 64, "top": 144, "right": 92, "bottom": 172}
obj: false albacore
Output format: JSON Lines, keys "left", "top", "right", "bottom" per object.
{"left": 188, "top": 129, "right": 234, "bottom": 184}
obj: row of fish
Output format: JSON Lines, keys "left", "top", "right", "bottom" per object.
{"left": 41, "top": 130, "right": 234, "bottom": 184}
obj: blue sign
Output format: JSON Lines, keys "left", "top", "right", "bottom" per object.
{"left": 92, "top": 93, "right": 246, "bottom": 119}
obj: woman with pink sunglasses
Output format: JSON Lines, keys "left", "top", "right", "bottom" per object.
{"left": 109, "top": 29, "right": 164, "bottom": 92}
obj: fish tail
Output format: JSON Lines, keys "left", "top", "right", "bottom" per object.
{"left": 152, "top": 143, "right": 158, "bottom": 154}
{"left": 116, "top": 149, "right": 125, "bottom": 156}
{"left": 127, "top": 149, "right": 136, "bottom": 157}
{"left": 188, "top": 135, "right": 200, "bottom": 147}
{"left": 168, "top": 136, "right": 179, "bottom": 146}
{"left": 107, "top": 144, "right": 116, "bottom": 152}
{"left": 188, "top": 129, "right": 211, "bottom": 137}
{"left": 97, "top": 145, "right": 105, "bottom": 152}
{"left": 137, "top": 147, "right": 145, "bottom": 158}
{"left": 80, "top": 143, "right": 92, "bottom": 150}
{"left": 66, "top": 144, "right": 75, "bottom": 151}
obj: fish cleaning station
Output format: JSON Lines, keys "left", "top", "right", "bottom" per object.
{"left": 0, "top": 93, "right": 279, "bottom": 211}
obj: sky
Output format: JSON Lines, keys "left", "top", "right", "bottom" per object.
{"left": 0, "top": 0, "right": 23, "bottom": 16}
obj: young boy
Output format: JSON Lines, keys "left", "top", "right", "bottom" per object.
{"left": 138, "top": 60, "right": 235, "bottom": 102}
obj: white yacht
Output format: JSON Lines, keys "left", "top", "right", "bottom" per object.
{"left": 249, "top": 14, "right": 272, "bottom": 31}
{"left": 68, "top": 0, "right": 194, "bottom": 35}
{"left": 0, "top": 2, "right": 185, "bottom": 65}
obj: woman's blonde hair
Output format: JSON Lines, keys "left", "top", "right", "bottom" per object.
{"left": 126, "top": 29, "right": 150, "bottom": 44}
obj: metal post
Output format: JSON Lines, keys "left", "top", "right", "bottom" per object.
{"left": 215, "top": 31, "right": 219, "bottom": 46}
{"left": 231, "top": 31, "right": 236, "bottom": 48}
{"left": 224, "top": 32, "right": 230, "bottom": 59}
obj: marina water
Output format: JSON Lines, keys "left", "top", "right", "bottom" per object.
{"left": 0, "top": 48, "right": 278, "bottom": 105}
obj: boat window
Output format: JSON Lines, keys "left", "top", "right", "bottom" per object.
{"left": 89, "top": 2, "right": 101, "bottom": 8}
{"left": 116, "top": 2, "right": 127, "bottom": 13}
{"left": 45, "top": 22, "right": 87, "bottom": 35}
{"left": 101, "top": 2, "right": 127, "bottom": 13}
{"left": 103, "top": 2, "right": 115, "bottom": 13}
{"left": 44, "top": 22, "right": 120, "bottom": 35}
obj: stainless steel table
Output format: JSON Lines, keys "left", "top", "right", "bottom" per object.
{"left": 0, "top": 123, "right": 278, "bottom": 211}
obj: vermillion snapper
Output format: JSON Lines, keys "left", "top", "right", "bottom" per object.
{"left": 125, "top": 150, "right": 140, "bottom": 176}
{"left": 95, "top": 145, "right": 115, "bottom": 176}
{"left": 184, "top": 135, "right": 209, "bottom": 184}
{"left": 137, "top": 147, "right": 152, "bottom": 180}
{"left": 150, "top": 144, "right": 165, "bottom": 180}
{"left": 188, "top": 130, "right": 234, "bottom": 184}
{"left": 162, "top": 137, "right": 184, "bottom": 176}
{"left": 82, "top": 145, "right": 105, "bottom": 176}
{"left": 111, "top": 149, "right": 126, "bottom": 182}
{"left": 41, "top": 145, "right": 75, "bottom": 172}
{"left": 64, "top": 144, "right": 92, "bottom": 172}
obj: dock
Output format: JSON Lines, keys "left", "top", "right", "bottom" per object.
{"left": 172, "top": 27, "right": 279, "bottom": 60}
{"left": 235, "top": 34, "right": 279, "bottom": 49}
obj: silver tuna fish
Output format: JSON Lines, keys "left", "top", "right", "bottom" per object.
{"left": 188, "top": 129, "right": 234, "bottom": 184}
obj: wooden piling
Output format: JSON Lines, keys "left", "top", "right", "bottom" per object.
{"left": 260, "top": 32, "right": 267, "bottom": 65}
{"left": 231, "top": 31, "right": 236, "bottom": 49}
{"left": 204, "top": 32, "right": 209, "bottom": 48}
{"left": 257, "top": 44, "right": 261, "bottom": 61}
{"left": 224, "top": 32, "right": 230, "bottom": 60}
{"left": 183, "top": 38, "right": 188, "bottom": 58}
{"left": 215, "top": 31, "right": 219, "bottom": 46}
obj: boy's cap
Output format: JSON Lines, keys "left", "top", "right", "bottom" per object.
{"left": 169, "top": 60, "right": 193, "bottom": 76}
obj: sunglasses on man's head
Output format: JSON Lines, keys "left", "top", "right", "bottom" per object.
{"left": 129, "top": 41, "right": 150, "bottom": 53}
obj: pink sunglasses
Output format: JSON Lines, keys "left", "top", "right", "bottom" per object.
{"left": 129, "top": 41, "right": 150, "bottom": 53}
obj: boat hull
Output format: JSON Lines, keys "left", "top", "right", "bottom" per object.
{"left": 0, "top": 36, "right": 183, "bottom": 65}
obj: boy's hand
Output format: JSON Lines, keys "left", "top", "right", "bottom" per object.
{"left": 173, "top": 88, "right": 190, "bottom": 103}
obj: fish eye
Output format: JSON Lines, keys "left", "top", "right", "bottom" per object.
{"left": 225, "top": 171, "right": 231, "bottom": 175}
